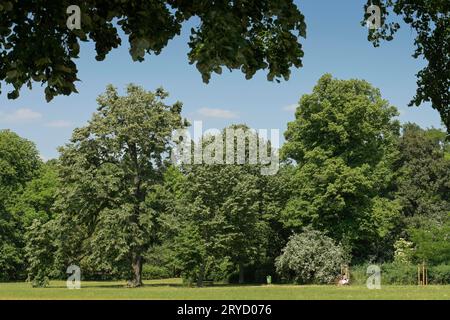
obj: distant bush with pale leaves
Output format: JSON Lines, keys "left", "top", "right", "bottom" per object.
{"left": 275, "top": 228, "right": 346, "bottom": 284}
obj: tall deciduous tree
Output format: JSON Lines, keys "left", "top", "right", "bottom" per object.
{"left": 0, "top": 130, "right": 41, "bottom": 280}
{"left": 167, "top": 126, "right": 272, "bottom": 285}
{"left": 0, "top": 1, "right": 306, "bottom": 101}
{"left": 12, "top": 161, "right": 60, "bottom": 286}
{"left": 395, "top": 123, "right": 450, "bottom": 226}
{"left": 54, "top": 84, "right": 185, "bottom": 287}
{"left": 282, "top": 74, "right": 401, "bottom": 261}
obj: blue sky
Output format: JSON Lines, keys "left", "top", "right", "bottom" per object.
{"left": 0, "top": 0, "right": 444, "bottom": 160}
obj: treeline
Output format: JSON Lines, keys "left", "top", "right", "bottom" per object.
{"left": 1, "top": 75, "right": 449, "bottom": 286}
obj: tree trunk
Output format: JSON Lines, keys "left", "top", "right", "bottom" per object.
{"left": 239, "top": 262, "right": 245, "bottom": 284}
{"left": 127, "top": 142, "right": 144, "bottom": 288}
{"left": 197, "top": 263, "right": 205, "bottom": 287}
{"left": 129, "top": 254, "right": 143, "bottom": 287}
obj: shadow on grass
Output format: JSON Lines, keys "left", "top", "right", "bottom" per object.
{"left": 141, "top": 283, "right": 266, "bottom": 288}
{"left": 48, "top": 282, "right": 268, "bottom": 289}
{"left": 48, "top": 284, "right": 127, "bottom": 289}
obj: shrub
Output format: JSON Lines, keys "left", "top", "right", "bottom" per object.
{"left": 142, "top": 265, "right": 171, "bottom": 280}
{"left": 275, "top": 228, "right": 347, "bottom": 284}
{"left": 31, "top": 274, "right": 50, "bottom": 288}
{"left": 381, "top": 263, "right": 417, "bottom": 285}
{"left": 349, "top": 265, "right": 367, "bottom": 285}
{"left": 350, "top": 263, "right": 450, "bottom": 285}
{"left": 429, "top": 265, "right": 450, "bottom": 284}
{"left": 351, "top": 263, "right": 417, "bottom": 285}
{"left": 409, "top": 216, "right": 450, "bottom": 265}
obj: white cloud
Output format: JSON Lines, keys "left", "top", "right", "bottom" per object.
{"left": 0, "top": 108, "right": 42, "bottom": 124}
{"left": 282, "top": 104, "right": 298, "bottom": 112}
{"left": 197, "top": 108, "right": 238, "bottom": 119}
{"left": 45, "top": 120, "right": 72, "bottom": 128}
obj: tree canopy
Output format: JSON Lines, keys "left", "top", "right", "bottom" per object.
{"left": 49, "top": 84, "right": 186, "bottom": 286}
{"left": 0, "top": 130, "right": 41, "bottom": 281}
{"left": 395, "top": 123, "right": 450, "bottom": 226}
{"left": 364, "top": 0, "right": 450, "bottom": 132}
{"left": 1, "top": 76, "right": 449, "bottom": 286}
{"left": 1, "top": 1, "right": 448, "bottom": 132}
{"left": 165, "top": 126, "right": 272, "bottom": 286}
{"left": 282, "top": 74, "right": 401, "bottom": 260}
{"left": 0, "top": 0, "right": 306, "bottom": 101}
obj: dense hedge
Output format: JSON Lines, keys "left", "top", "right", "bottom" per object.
{"left": 351, "top": 263, "right": 450, "bottom": 285}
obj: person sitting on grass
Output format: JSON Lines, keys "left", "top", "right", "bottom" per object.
{"left": 338, "top": 276, "right": 349, "bottom": 286}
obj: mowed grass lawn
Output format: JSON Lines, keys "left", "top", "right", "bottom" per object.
{"left": 1, "top": 278, "right": 449, "bottom": 300}
{"left": 0, "top": 278, "right": 449, "bottom": 300}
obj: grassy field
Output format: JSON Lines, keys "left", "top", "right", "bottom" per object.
{"left": 0, "top": 278, "right": 449, "bottom": 300}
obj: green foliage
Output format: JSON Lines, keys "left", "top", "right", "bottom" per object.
{"left": 348, "top": 264, "right": 367, "bottom": 285}
{"left": 429, "top": 264, "right": 450, "bottom": 284}
{"left": 51, "top": 84, "right": 185, "bottom": 286}
{"left": 351, "top": 263, "right": 417, "bottom": 285}
{"left": 0, "top": 1, "right": 306, "bottom": 101}
{"left": 281, "top": 74, "right": 400, "bottom": 261}
{"left": 0, "top": 130, "right": 41, "bottom": 191}
{"left": 172, "top": 223, "right": 227, "bottom": 285}
{"left": 395, "top": 123, "right": 450, "bottom": 226}
{"left": 256, "top": 165, "right": 296, "bottom": 281}
{"left": 409, "top": 216, "right": 450, "bottom": 265}
{"left": 25, "top": 220, "right": 56, "bottom": 287}
{"left": 352, "top": 263, "right": 450, "bottom": 285}
{"left": 0, "top": 130, "right": 41, "bottom": 281}
{"left": 380, "top": 263, "right": 417, "bottom": 285}
{"left": 364, "top": 0, "right": 450, "bottom": 131}
{"left": 2, "top": 75, "right": 450, "bottom": 286}
{"left": 275, "top": 228, "right": 347, "bottom": 284}
{"left": 11, "top": 161, "right": 59, "bottom": 227}
{"left": 142, "top": 265, "right": 171, "bottom": 281}
{"left": 164, "top": 126, "right": 273, "bottom": 286}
